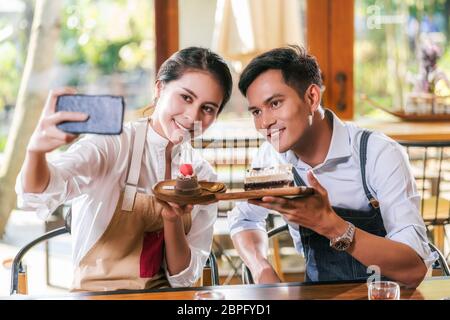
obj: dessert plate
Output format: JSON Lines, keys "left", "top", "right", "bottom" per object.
{"left": 153, "top": 180, "right": 227, "bottom": 205}
{"left": 153, "top": 180, "right": 314, "bottom": 206}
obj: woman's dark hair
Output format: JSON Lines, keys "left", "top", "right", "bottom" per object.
{"left": 238, "top": 45, "right": 323, "bottom": 99}
{"left": 156, "top": 47, "right": 233, "bottom": 113}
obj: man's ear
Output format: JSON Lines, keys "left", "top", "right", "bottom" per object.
{"left": 305, "top": 84, "right": 321, "bottom": 114}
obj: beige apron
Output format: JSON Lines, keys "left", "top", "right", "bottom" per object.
{"left": 72, "top": 118, "right": 192, "bottom": 292}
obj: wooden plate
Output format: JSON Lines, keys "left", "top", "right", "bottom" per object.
{"left": 153, "top": 180, "right": 314, "bottom": 206}
{"left": 153, "top": 180, "right": 227, "bottom": 205}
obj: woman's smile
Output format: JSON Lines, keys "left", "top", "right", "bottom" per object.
{"left": 173, "top": 118, "right": 190, "bottom": 132}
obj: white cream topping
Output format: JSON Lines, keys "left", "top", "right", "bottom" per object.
{"left": 244, "top": 164, "right": 293, "bottom": 184}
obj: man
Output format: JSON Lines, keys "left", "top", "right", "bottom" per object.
{"left": 228, "top": 46, "right": 437, "bottom": 288}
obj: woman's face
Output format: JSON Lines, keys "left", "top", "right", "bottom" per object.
{"left": 152, "top": 71, "right": 224, "bottom": 144}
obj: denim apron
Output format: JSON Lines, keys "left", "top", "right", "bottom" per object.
{"left": 294, "top": 130, "right": 387, "bottom": 282}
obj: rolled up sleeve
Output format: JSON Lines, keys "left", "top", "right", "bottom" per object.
{"left": 15, "top": 162, "right": 69, "bottom": 220}
{"left": 387, "top": 223, "right": 438, "bottom": 269}
{"left": 369, "top": 137, "right": 438, "bottom": 269}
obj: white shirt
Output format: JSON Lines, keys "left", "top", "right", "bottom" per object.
{"left": 15, "top": 120, "right": 218, "bottom": 288}
{"left": 228, "top": 111, "right": 438, "bottom": 269}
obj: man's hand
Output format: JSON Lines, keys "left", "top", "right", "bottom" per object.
{"left": 248, "top": 171, "right": 348, "bottom": 239}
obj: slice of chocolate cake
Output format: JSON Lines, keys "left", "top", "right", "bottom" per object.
{"left": 244, "top": 164, "right": 294, "bottom": 191}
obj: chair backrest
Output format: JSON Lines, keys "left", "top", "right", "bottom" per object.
{"left": 398, "top": 140, "right": 450, "bottom": 258}
{"left": 65, "top": 207, "right": 72, "bottom": 234}
{"left": 398, "top": 140, "right": 450, "bottom": 226}
{"left": 10, "top": 226, "right": 69, "bottom": 294}
{"left": 428, "top": 242, "right": 450, "bottom": 276}
{"left": 203, "top": 252, "right": 220, "bottom": 286}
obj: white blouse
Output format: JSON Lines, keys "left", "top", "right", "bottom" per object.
{"left": 15, "top": 119, "right": 218, "bottom": 288}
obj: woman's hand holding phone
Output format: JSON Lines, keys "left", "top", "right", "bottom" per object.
{"left": 27, "top": 88, "right": 89, "bottom": 154}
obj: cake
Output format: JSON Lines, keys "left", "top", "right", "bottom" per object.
{"left": 244, "top": 164, "right": 294, "bottom": 191}
{"left": 175, "top": 163, "right": 202, "bottom": 196}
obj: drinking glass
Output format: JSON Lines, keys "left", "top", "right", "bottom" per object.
{"left": 194, "top": 290, "right": 225, "bottom": 300}
{"left": 368, "top": 281, "right": 400, "bottom": 300}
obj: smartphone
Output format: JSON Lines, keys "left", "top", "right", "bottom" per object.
{"left": 55, "top": 94, "right": 125, "bottom": 135}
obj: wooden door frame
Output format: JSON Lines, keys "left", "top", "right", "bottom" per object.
{"left": 155, "top": 0, "right": 179, "bottom": 71}
{"left": 154, "top": 0, "right": 355, "bottom": 119}
{"left": 307, "top": 0, "right": 354, "bottom": 120}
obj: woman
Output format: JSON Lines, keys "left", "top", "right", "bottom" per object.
{"left": 16, "top": 47, "right": 232, "bottom": 291}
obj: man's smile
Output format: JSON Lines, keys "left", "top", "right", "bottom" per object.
{"left": 266, "top": 127, "right": 286, "bottom": 140}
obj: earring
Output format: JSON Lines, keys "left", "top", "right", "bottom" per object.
{"left": 308, "top": 114, "right": 313, "bottom": 126}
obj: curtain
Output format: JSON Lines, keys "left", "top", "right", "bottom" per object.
{"left": 212, "top": 0, "right": 304, "bottom": 70}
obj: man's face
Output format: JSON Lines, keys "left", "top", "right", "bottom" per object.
{"left": 246, "top": 69, "right": 310, "bottom": 152}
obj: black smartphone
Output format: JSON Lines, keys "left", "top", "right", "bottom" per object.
{"left": 55, "top": 94, "right": 125, "bottom": 135}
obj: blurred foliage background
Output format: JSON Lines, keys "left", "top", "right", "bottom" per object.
{"left": 355, "top": 0, "right": 450, "bottom": 118}
{"left": 0, "top": 0, "right": 155, "bottom": 152}
{"left": 57, "top": 0, "right": 154, "bottom": 84}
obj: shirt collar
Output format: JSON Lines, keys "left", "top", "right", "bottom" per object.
{"left": 284, "top": 109, "right": 352, "bottom": 168}
{"left": 146, "top": 119, "right": 184, "bottom": 159}
{"left": 147, "top": 120, "right": 170, "bottom": 148}
{"left": 325, "top": 109, "right": 352, "bottom": 161}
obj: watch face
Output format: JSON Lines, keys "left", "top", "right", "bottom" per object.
{"left": 333, "top": 239, "right": 350, "bottom": 251}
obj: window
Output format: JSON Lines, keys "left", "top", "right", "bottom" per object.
{"left": 355, "top": 0, "right": 450, "bottom": 118}
{"left": 179, "top": 0, "right": 307, "bottom": 139}
{"left": 0, "top": 0, "right": 156, "bottom": 151}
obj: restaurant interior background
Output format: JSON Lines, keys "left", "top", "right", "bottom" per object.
{"left": 0, "top": 0, "right": 449, "bottom": 295}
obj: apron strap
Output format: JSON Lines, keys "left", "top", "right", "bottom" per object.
{"left": 292, "top": 166, "right": 307, "bottom": 187}
{"left": 291, "top": 130, "right": 379, "bottom": 209}
{"left": 122, "top": 118, "right": 149, "bottom": 211}
{"left": 359, "top": 130, "right": 380, "bottom": 209}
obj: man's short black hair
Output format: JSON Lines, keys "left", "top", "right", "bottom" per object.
{"left": 238, "top": 45, "right": 323, "bottom": 99}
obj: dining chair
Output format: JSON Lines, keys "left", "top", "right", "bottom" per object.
{"left": 429, "top": 242, "right": 450, "bottom": 276}
{"left": 398, "top": 140, "right": 450, "bottom": 258}
{"left": 10, "top": 206, "right": 219, "bottom": 295}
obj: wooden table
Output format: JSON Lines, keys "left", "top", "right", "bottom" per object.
{"left": 18, "top": 277, "right": 450, "bottom": 300}
{"left": 353, "top": 118, "right": 450, "bottom": 142}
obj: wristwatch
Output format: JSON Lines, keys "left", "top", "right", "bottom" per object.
{"left": 330, "top": 222, "right": 355, "bottom": 251}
